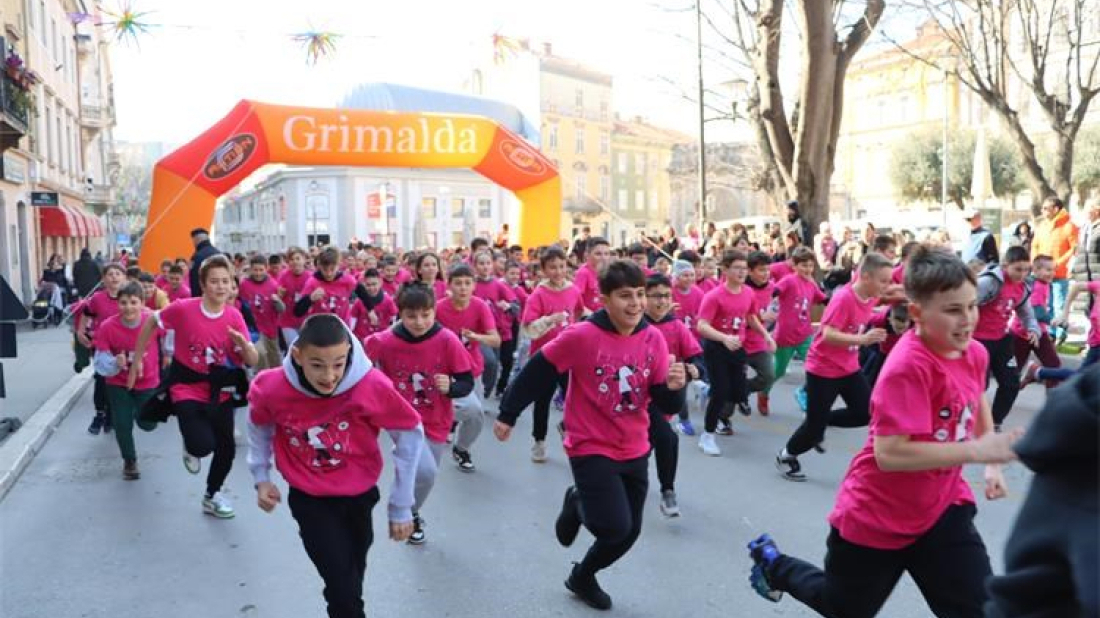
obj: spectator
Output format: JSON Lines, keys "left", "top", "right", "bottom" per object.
{"left": 72, "top": 248, "right": 101, "bottom": 298}
{"left": 699, "top": 221, "right": 717, "bottom": 254}
{"left": 570, "top": 226, "right": 591, "bottom": 262}
{"left": 493, "top": 223, "right": 509, "bottom": 250}
{"left": 40, "top": 254, "right": 68, "bottom": 289}
{"left": 1011, "top": 221, "right": 1034, "bottom": 249}
{"left": 781, "top": 200, "right": 810, "bottom": 244}
{"left": 960, "top": 208, "right": 1000, "bottom": 265}
{"left": 681, "top": 222, "right": 702, "bottom": 251}
{"left": 814, "top": 221, "right": 838, "bottom": 270}
{"left": 660, "top": 225, "right": 679, "bottom": 257}
{"left": 1031, "top": 196, "right": 1080, "bottom": 339}
{"left": 1072, "top": 197, "right": 1100, "bottom": 286}
{"left": 188, "top": 228, "right": 222, "bottom": 296}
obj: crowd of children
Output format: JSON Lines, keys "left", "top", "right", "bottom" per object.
{"left": 64, "top": 224, "right": 1099, "bottom": 618}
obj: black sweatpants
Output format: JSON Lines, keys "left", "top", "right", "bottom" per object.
{"left": 569, "top": 455, "right": 648, "bottom": 577}
{"left": 289, "top": 486, "right": 379, "bottom": 618}
{"left": 648, "top": 404, "right": 679, "bottom": 492}
{"left": 768, "top": 504, "right": 991, "bottom": 618}
{"left": 978, "top": 335, "right": 1020, "bottom": 426}
{"left": 703, "top": 340, "right": 747, "bottom": 433}
{"left": 786, "top": 371, "right": 870, "bottom": 457}
{"left": 496, "top": 332, "right": 518, "bottom": 395}
{"left": 174, "top": 400, "right": 236, "bottom": 497}
{"left": 93, "top": 374, "right": 109, "bottom": 415}
{"left": 532, "top": 373, "right": 569, "bottom": 441}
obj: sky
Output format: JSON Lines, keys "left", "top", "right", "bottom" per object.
{"left": 109, "top": 0, "right": 752, "bottom": 148}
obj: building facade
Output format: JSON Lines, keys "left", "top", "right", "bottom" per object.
{"left": 668, "top": 142, "right": 771, "bottom": 233}
{"left": 609, "top": 117, "right": 690, "bottom": 247}
{"left": 214, "top": 166, "right": 513, "bottom": 255}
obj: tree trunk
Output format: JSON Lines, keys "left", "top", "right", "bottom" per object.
{"left": 1051, "top": 132, "right": 1074, "bottom": 206}
{"left": 791, "top": 1, "right": 838, "bottom": 232}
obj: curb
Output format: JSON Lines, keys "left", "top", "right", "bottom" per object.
{"left": 0, "top": 368, "right": 93, "bottom": 502}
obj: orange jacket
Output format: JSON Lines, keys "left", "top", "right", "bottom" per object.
{"left": 1031, "top": 209, "right": 1079, "bottom": 278}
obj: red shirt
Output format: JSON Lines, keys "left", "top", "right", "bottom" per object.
{"left": 573, "top": 264, "right": 602, "bottom": 311}
{"left": 474, "top": 278, "right": 518, "bottom": 342}
{"left": 435, "top": 297, "right": 496, "bottom": 377}
{"left": 975, "top": 278, "right": 1027, "bottom": 341}
{"left": 81, "top": 290, "right": 120, "bottom": 336}
{"left": 672, "top": 284, "right": 704, "bottom": 333}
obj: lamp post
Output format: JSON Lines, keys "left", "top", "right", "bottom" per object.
{"left": 695, "top": 0, "right": 707, "bottom": 235}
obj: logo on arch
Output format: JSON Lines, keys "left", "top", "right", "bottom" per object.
{"left": 499, "top": 138, "right": 547, "bottom": 176}
{"left": 203, "top": 134, "right": 257, "bottom": 181}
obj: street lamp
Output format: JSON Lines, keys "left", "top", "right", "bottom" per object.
{"left": 695, "top": 0, "right": 707, "bottom": 235}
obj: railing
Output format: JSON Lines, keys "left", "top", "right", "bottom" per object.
{"left": 80, "top": 102, "right": 109, "bottom": 128}
{"left": 0, "top": 74, "right": 29, "bottom": 133}
{"left": 85, "top": 184, "right": 115, "bottom": 205}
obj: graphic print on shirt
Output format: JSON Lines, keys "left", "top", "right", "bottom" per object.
{"left": 846, "top": 324, "right": 866, "bottom": 352}
{"left": 933, "top": 398, "right": 978, "bottom": 443}
{"left": 389, "top": 358, "right": 450, "bottom": 410}
{"left": 592, "top": 350, "right": 655, "bottom": 415}
{"left": 284, "top": 420, "right": 351, "bottom": 470}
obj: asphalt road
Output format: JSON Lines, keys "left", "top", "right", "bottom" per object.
{"left": 0, "top": 361, "right": 1045, "bottom": 618}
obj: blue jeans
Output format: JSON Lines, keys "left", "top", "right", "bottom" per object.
{"left": 1049, "top": 278, "right": 1069, "bottom": 338}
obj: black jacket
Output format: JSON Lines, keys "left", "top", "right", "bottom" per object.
{"left": 72, "top": 255, "right": 101, "bottom": 298}
{"left": 984, "top": 364, "right": 1099, "bottom": 618}
{"left": 189, "top": 240, "right": 221, "bottom": 296}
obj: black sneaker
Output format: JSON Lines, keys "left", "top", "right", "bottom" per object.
{"left": 716, "top": 419, "right": 734, "bottom": 436}
{"left": 775, "top": 452, "right": 806, "bottom": 482}
{"left": 452, "top": 447, "right": 476, "bottom": 472}
{"left": 737, "top": 400, "right": 752, "bottom": 416}
{"left": 555, "top": 486, "right": 582, "bottom": 547}
{"left": 812, "top": 442, "right": 826, "bottom": 454}
{"left": 407, "top": 512, "right": 426, "bottom": 545}
{"left": 122, "top": 459, "right": 140, "bottom": 480}
{"left": 565, "top": 563, "right": 612, "bottom": 610}
{"left": 88, "top": 412, "right": 105, "bottom": 435}
{"left": 102, "top": 412, "right": 113, "bottom": 434}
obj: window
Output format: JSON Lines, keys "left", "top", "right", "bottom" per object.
{"left": 478, "top": 198, "right": 492, "bottom": 218}
{"left": 617, "top": 152, "right": 627, "bottom": 173}
{"left": 38, "top": 1, "right": 46, "bottom": 41}
{"left": 618, "top": 189, "right": 628, "bottom": 211}
{"left": 451, "top": 197, "right": 464, "bottom": 218}
{"left": 635, "top": 190, "right": 645, "bottom": 211}
{"left": 651, "top": 190, "right": 659, "bottom": 212}
{"left": 44, "top": 105, "right": 53, "bottom": 166}
{"left": 574, "top": 174, "right": 587, "bottom": 199}
{"left": 635, "top": 153, "right": 647, "bottom": 174}
{"left": 421, "top": 197, "right": 437, "bottom": 219}
{"left": 548, "top": 125, "right": 558, "bottom": 150}
{"left": 599, "top": 175, "right": 610, "bottom": 201}
{"left": 575, "top": 89, "right": 584, "bottom": 109}
{"left": 599, "top": 132, "right": 609, "bottom": 155}
{"left": 59, "top": 120, "right": 66, "bottom": 173}
{"left": 574, "top": 126, "right": 585, "bottom": 154}
{"left": 51, "top": 18, "right": 57, "bottom": 61}
{"left": 600, "top": 100, "right": 609, "bottom": 122}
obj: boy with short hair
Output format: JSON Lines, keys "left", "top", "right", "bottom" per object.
{"left": 745, "top": 251, "right": 778, "bottom": 415}
{"left": 239, "top": 254, "right": 285, "bottom": 370}
{"left": 495, "top": 260, "right": 687, "bottom": 610}
{"left": 696, "top": 256, "right": 720, "bottom": 293}
{"left": 276, "top": 247, "right": 310, "bottom": 349}
{"left": 574, "top": 237, "right": 612, "bottom": 312}
{"left": 349, "top": 268, "right": 397, "bottom": 342}
{"left": 294, "top": 247, "right": 360, "bottom": 324}
{"left": 774, "top": 248, "right": 826, "bottom": 410}
{"left": 166, "top": 265, "right": 191, "bottom": 302}
{"left": 1010, "top": 255, "right": 1059, "bottom": 384}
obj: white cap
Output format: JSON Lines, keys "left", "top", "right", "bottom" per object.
{"left": 962, "top": 208, "right": 980, "bottom": 220}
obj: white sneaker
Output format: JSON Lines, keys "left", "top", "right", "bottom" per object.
{"left": 183, "top": 450, "right": 201, "bottom": 475}
{"left": 202, "top": 492, "right": 235, "bottom": 519}
{"left": 698, "top": 432, "right": 721, "bottom": 457}
{"left": 531, "top": 440, "right": 547, "bottom": 463}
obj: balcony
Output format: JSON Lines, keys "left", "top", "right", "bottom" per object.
{"left": 85, "top": 183, "right": 116, "bottom": 206}
{"left": 0, "top": 74, "right": 29, "bottom": 152}
{"left": 80, "top": 102, "right": 113, "bottom": 131}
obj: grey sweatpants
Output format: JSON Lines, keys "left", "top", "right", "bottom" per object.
{"left": 413, "top": 441, "right": 448, "bottom": 511}
{"left": 746, "top": 350, "right": 776, "bottom": 395}
{"left": 453, "top": 391, "right": 484, "bottom": 452}
{"left": 479, "top": 343, "right": 500, "bottom": 396}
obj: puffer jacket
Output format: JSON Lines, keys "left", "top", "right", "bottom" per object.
{"left": 1031, "top": 209, "right": 1079, "bottom": 279}
{"left": 1071, "top": 218, "right": 1100, "bottom": 282}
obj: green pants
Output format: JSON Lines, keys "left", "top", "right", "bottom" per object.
{"left": 773, "top": 337, "right": 812, "bottom": 390}
{"left": 106, "top": 386, "right": 158, "bottom": 461}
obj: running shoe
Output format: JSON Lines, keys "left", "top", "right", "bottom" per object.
{"left": 675, "top": 419, "right": 696, "bottom": 436}
{"left": 202, "top": 493, "right": 235, "bottom": 519}
{"left": 794, "top": 386, "right": 808, "bottom": 412}
{"left": 775, "top": 451, "right": 806, "bottom": 482}
{"left": 659, "top": 489, "right": 680, "bottom": 518}
{"left": 408, "top": 512, "right": 426, "bottom": 545}
{"left": 737, "top": 400, "right": 752, "bottom": 416}
{"left": 813, "top": 442, "right": 827, "bottom": 454}
{"left": 102, "top": 413, "right": 112, "bottom": 434}
{"left": 531, "top": 440, "right": 548, "bottom": 463}
{"left": 87, "top": 412, "right": 105, "bottom": 435}
{"left": 747, "top": 533, "right": 783, "bottom": 602}
{"left": 122, "top": 459, "right": 140, "bottom": 480}
{"left": 555, "top": 487, "right": 582, "bottom": 547}
{"left": 565, "top": 563, "right": 612, "bottom": 611}
{"left": 552, "top": 389, "right": 565, "bottom": 411}
{"left": 698, "top": 432, "right": 721, "bottom": 456}
{"left": 1019, "top": 361, "right": 1041, "bottom": 389}
{"left": 716, "top": 419, "right": 734, "bottom": 436}
{"left": 452, "top": 447, "right": 476, "bottom": 473}
{"left": 757, "top": 393, "right": 770, "bottom": 416}
{"left": 557, "top": 420, "right": 566, "bottom": 440}
{"left": 183, "top": 445, "right": 201, "bottom": 474}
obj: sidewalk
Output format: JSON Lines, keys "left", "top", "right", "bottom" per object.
{"left": 0, "top": 322, "right": 89, "bottom": 425}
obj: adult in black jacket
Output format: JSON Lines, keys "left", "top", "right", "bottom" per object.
{"left": 189, "top": 228, "right": 221, "bottom": 296}
{"left": 72, "top": 248, "right": 101, "bottom": 298}
{"left": 984, "top": 364, "right": 1098, "bottom": 618}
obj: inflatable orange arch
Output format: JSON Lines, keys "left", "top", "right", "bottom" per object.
{"left": 138, "top": 100, "right": 561, "bottom": 271}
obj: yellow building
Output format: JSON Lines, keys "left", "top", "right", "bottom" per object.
{"left": 609, "top": 117, "right": 691, "bottom": 247}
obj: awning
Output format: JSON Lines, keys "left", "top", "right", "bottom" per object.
{"left": 38, "top": 205, "right": 78, "bottom": 237}
{"left": 65, "top": 204, "right": 88, "bottom": 237}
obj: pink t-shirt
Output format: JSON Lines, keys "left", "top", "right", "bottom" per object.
{"left": 975, "top": 279, "right": 1027, "bottom": 341}
{"left": 157, "top": 298, "right": 249, "bottom": 404}
{"left": 1088, "top": 281, "right": 1100, "bottom": 347}
{"left": 651, "top": 317, "right": 703, "bottom": 361}
{"left": 81, "top": 290, "right": 120, "bottom": 336}
{"left": 475, "top": 278, "right": 518, "bottom": 342}
{"left": 743, "top": 281, "right": 776, "bottom": 355}
{"left": 248, "top": 367, "right": 421, "bottom": 497}
{"left": 522, "top": 284, "right": 587, "bottom": 353}
{"left": 891, "top": 263, "right": 905, "bottom": 285}
{"left": 155, "top": 275, "right": 169, "bottom": 291}
{"left": 542, "top": 321, "right": 670, "bottom": 461}
{"left": 350, "top": 294, "right": 398, "bottom": 341}
{"left": 94, "top": 311, "right": 161, "bottom": 390}
{"left": 435, "top": 297, "right": 496, "bottom": 377}
{"left": 500, "top": 283, "right": 529, "bottom": 336}
{"left": 365, "top": 327, "right": 472, "bottom": 443}
{"left": 672, "top": 285, "right": 704, "bottom": 332}
{"left": 380, "top": 270, "right": 412, "bottom": 297}
{"left": 1011, "top": 279, "right": 1049, "bottom": 339}
{"left": 300, "top": 273, "right": 359, "bottom": 323}
{"left": 573, "top": 264, "right": 602, "bottom": 311}
{"left": 698, "top": 284, "right": 759, "bottom": 340}
{"left": 166, "top": 284, "right": 191, "bottom": 303}
{"left": 805, "top": 283, "right": 877, "bottom": 378}
{"left": 277, "top": 269, "right": 311, "bottom": 330}
{"left": 828, "top": 332, "right": 986, "bottom": 550}
{"left": 773, "top": 275, "right": 826, "bottom": 347}
{"left": 696, "top": 278, "right": 719, "bottom": 294}
{"left": 769, "top": 261, "right": 794, "bottom": 283}
{"left": 238, "top": 276, "right": 281, "bottom": 339}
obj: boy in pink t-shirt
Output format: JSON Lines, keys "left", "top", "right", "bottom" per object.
{"left": 670, "top": 260, "right": 703, "bottom": 332}
{"left": 77, "top": 262, "right": 127, "bottom": 435}
{"left": 294, "top": 248, "right": 361, "bottom": 324}
{"left": 573, "top": 237, "right": 611, "bottom": 312}
{"left": 1028, "top": 277, "right": 1100, "bottom": 384}
{"left": 695, "top": 255, "right": 720, "bottom": 294}
{"left": 772, "top": 248, "right": 826, "bottom": 398}
{"left": 349, "top": 269, "right": 397, "bottom": 342}
{"left": 495, "top": 260, "right": 687, "bottom": 610}
{"left": 277, "top": 247, "right": 311, "bottom": 348}
{"left": 748, "top": 245, "right": 1020, "bottom": 616}
{"left": 776, "top": 253, "right": 894, "bottom": 481}
{"left": 238, "top": 255, "right": 285, "bottom": 370}
{"left": 472, "top": 250, "right": 518, "bottom": 398}
{"left": 165, "top": 265, "right": 192, "bottom": 302}
{"left": 744, "top": 251, "right": 778, "bottom": 415}
{"left": 494, "top": 260, "right": 529, "bottom": 398}
{"left": 247, "top": 314, "right": 424, "bottom": 617}
{"left": 1010, "top": 255, "right": 1060, "bottom": 384}
{"left": 364, "top": 285, "right": 475, "bottom": 544}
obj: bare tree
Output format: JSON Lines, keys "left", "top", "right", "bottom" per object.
{"left": 891, "top": 0, "right": 1100, "bottom": 212}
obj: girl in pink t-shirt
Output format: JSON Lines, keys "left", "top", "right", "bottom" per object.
{"left": 748, "top": 245, "right": 1020, "bottom": 617}
{"left": 414, "top": 251, "right": 449, "bottom": 302}
{"left": 772, "top": 249, "right": 826, "bottom": 385}
{"left": 364, "top": 284, "right": 476, "bottom": 544}
{"left": 472, "top": 250, "right": 518, "bottom": 398}
{"left": 247, "top": 314, "right": 424, "bottom": 618}
{"left": 1027, "top": 278, "right": 1100, "bottom": 384}
{"left": 93, "top": 282, "right": 162, "bottom": 479}
{"left": 276, "top": 247, "right": 311, "bottom": 348}
{"left": 128, "top": 255, "right": 259, "bottom": 519}
{"left": 78, "top": 262, "right": 126, "bottom": 435}
{"left": 495, "top": 260, "right": 687, "bottom": 611}
{"left": 696, "top": 250, "right": 775, "bottom": 456}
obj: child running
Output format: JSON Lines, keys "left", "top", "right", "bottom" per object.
{"left": 573, "top": 237, "right": 612, "bottom": 312}
{"left": 414, "top": 251, "right": 448, "bottom": 301}
{"left": 348, "top": 269, "right": 397, "bottom": 342}
{"left": 744, "top": 251, "right": 778, "bottom": 415}
{"left": 238, "top": 254, "right": 285, "bottom": 371}
{"left": 747, "top": 245, "right": 1021, "bottom": 618}
{"left": 494, "top": 260, "right": 529, "bottom": 398}
{"left": 773, "top": 248, "right": 826, "bottom": 412}
{"left": 277, "top": 247, "right": 311, "bottom": 349}
{"left": 495, "top": 260, "right": 686, "bottom": 611}
{"left": 77, "top": 262, "right": 127, "bottom": 435}
{"left": 472, "top": 250, "right": 517, "bottom": 398}
{"left": 294, "top": 248, "right": 360, "bottom": 324}
{"left": 364, "top": 284, "right": 475, "bottom": 544}
{"left": 248, "top": 314, "right": 425, "bottom": 618}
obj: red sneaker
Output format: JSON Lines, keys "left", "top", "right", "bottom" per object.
{"left": 757, "top": 393, "right": 770, "bottom": 416}
{"left": 1019, "top": 361, "right": 1040, "bottom": 390}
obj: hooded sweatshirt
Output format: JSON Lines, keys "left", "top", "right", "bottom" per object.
{"left": 985, "top": 365, "right": 1099, "bottom": 618}
{"left": 247, "top": 324, "right": 425, "bottom": 522}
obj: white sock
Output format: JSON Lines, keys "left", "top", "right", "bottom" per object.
{"left": 780, "top": 447, "right": 791, "bottom": 459}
